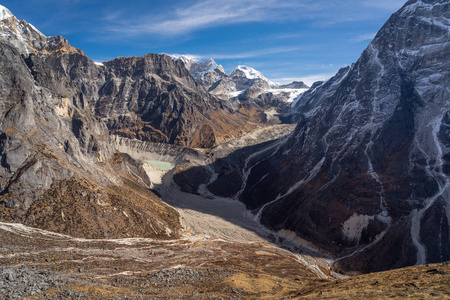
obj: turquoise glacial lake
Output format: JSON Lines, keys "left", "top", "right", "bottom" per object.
{"left": 144, "top": 160, "right": 173, "bottom": 171}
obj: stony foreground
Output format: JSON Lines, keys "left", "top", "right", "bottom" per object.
{"left": 0, "top": 222, "right": 449, "bottom": 299}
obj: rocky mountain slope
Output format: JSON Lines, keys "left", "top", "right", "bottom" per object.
{"left": 1, "top": 0, "right": 449, "bottom": 291}
{"left": 187, "top": 58, "right": 227, "bottom": 91}
{"left": 96, "top": 54, "right": 254, "bottom": 148}
{"left": 2, "top": 5, "right": 255, "bottom": 150}
{"left": 0, "top": 5, "right": 187, "bottom": 239}
{"left": 219, "top": 0, "right": 450, "bottom": 274}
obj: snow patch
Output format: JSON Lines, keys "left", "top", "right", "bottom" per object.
{"left": 342, "top": 213, "right": 374, "bottom": 243}
{"left": 228, "top": 90, "right": 245, "bottom": 97}
{"left": 168, "top": 54, "right": 200, "bottom": 64}
{"left": 401, "top": 0, "right": 446, "bottom": 17}
{"left": 231, "top": 65, "right": 278, "bottom": 86}
{"left": 0, "top": 5, "right": 13, "bottom": 21}
{"left": 266, "top": 88, "right": 309, "bottom": 103}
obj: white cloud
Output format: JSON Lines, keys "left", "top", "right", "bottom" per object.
{"left": 103, "top": 0, "right": 407, "bottom": 36}
{"left": 166, "top": 46, "right": 303, "bottom": 61}
{"left": 271, "top": 73, "right": 337, "bottom": 86}
{"left": 351, "top": 32, "right": 377, "bottom": 43}
{"left": 164, "top": 53, "right": 202, "bottom": 62}
{"left": 107, "top": 0, "right": 301, "bottom": 36}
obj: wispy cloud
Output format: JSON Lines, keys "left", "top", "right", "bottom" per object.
{"left": 164, "top": 53, "right": 203, "bottom": 62}
{"left": 106, "top": 0, "right": 301, "bottom": 36}
{"left": 351, "top": 32, "right": 377, "bottom": 43}
{"left": 166, "top": 46, "right": 303, "bottom": 61}
{"left": 271, "top": 73, "right": 337, "bottom": 86}
{"left": 102, "top": 0, "right": 407, "bottom": 37}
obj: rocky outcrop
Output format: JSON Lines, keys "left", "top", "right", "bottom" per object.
{"left": 236, "top": 0, "right": 450, "bottom": 274}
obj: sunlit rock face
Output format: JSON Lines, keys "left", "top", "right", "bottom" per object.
{"left": 96, "top": 54, "right": 254, "bottom": 148}
{"left": 240, "top": 0, "right": 450, "bottom": 274}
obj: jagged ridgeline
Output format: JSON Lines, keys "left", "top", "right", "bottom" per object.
{"left": 235, "top": 0, "right": 450, "bottom": 273}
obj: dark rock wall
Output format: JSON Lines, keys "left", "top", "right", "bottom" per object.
{"left": 240, "top": 0, "right": 450, "bottom": 273}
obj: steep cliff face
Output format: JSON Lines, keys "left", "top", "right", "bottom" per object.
{"left": 239, "top": 0, "right": 450, "bottom": 273}
{"left": 0, "top": 8, "right": 181, "bottom": 239}
{"left": 96, "top": 54, "right": 254, "bottom": 148}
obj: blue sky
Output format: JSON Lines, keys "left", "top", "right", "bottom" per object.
{"left": 2, "top": 0, "right": 406, "bottom": 85}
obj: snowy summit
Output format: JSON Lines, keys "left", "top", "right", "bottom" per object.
{"left": 0, "top": 5, "right": 13, "bottom": 21}
{"left": 231, "top": 65, "right": 267, "bottom": 81}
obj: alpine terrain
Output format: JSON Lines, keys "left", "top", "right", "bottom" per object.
{"left": 0, "top": 0, "right": 449, "bottom": 299}
{"left": 173, "top": 55, "right": 310, "bottom": 124}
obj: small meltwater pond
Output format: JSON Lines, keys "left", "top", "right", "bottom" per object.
{"left": 144, "top": 160, "right": 174, "bottom": 171}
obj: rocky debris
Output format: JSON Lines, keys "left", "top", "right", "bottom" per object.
{"left": 146, "top": 268, "right": 231, "bottom": 286}
{"left": 238, "top": 0, "right": 450, "bottom": 274}
{"left": 1, "top": 224, "right": 449, "bottom": 300}
{"left": 0, "top": 267, "right": 70, "bottom": 299}
{"left": 0, "top": 222, "right": 320, "bottom": 299}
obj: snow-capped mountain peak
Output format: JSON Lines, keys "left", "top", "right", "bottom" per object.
{"left": 229, "top": 65, "right": 281, "bottom": 90}
{"left": 199, "top": 58, "right": 221, "bottom": 73}
{"left": 231, "top": 65, "right": 266, "bottom": 81}
{"left": 0, "top": 5, "right": 83, "bottom": 56}
{"left": 0, "top": 5, "right": 13, "bottom": 21}
{"left": 169, "top": 54, "right": 197, "bottom": 65}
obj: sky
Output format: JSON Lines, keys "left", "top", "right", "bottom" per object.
{"left": 1, "top": 0, "right": 406, "bottom": 85}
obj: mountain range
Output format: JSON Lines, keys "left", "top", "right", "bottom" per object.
{"left": 0, "top": 0, "right": 449, "bottom": 297}
{"left": 172, "top": 55, "right": 310, "bottom": 123}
